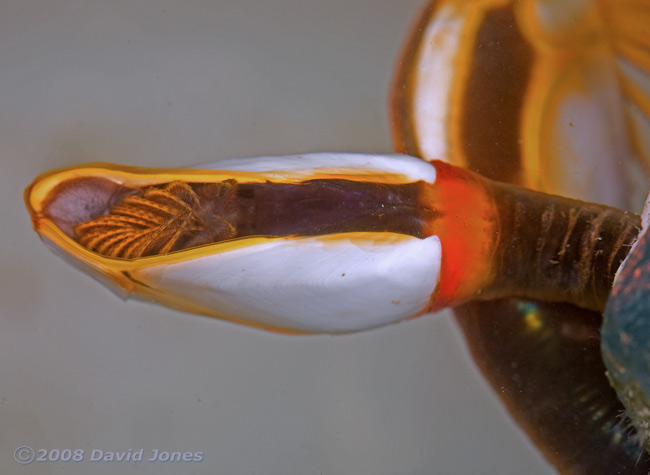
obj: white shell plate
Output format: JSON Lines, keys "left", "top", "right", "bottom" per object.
{"left": 135, "top": 233, "right": 442, "bottom": 333}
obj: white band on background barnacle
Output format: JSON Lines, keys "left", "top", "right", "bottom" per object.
{"left": 409, "top": 5, "right": 463, "bottom": 162}
{"left": 612, "top": 190, "right": 650, "bottom": 288}
{"left": 641, "top": 190, "right": 650, "bottom": 231}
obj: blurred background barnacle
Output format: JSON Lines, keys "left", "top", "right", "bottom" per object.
{"left": 393, "top": 0, "right": 650, "bottom": 472}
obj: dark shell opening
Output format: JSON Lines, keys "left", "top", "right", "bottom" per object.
{"left": 42, "top": 177, "right": 434, "bottom": 258}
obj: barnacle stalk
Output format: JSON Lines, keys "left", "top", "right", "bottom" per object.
{"left": 467, "top": 174, "right": 640, "bottom": 312}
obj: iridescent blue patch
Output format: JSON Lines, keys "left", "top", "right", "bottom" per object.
{"left": 603, "top": 226, "right": 650, "bottom": 452}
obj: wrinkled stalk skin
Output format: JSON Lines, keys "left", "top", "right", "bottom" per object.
{"left": 483, "top": 179, "right": 641, "bottom": 312}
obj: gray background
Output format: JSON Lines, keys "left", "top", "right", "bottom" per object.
{"left": 1, "top": 1, "right": 553, "bottom": 473}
